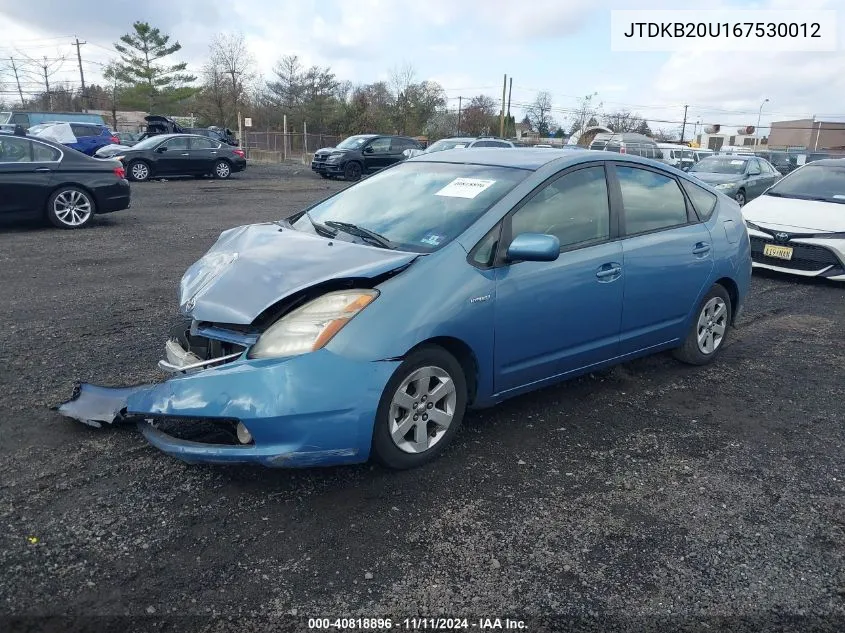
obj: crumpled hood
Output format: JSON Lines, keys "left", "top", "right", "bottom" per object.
{"left": 179, "top": 223, "right": 419, "bottom": 324}
{"left": 690, "top": 172, "right": 743, "bottom": 185}
{"left": 743, "top": 195, "right": 845, "bottom": 232}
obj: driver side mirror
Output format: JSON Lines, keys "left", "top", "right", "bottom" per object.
{"left": 506, "top": 233, "right": 560, "bottom": 262}
{"left": 155, "top": 146, "right": 168, "bottom": 153}
{"left": 363, "top": 146, "right": 374, "bottom": 154}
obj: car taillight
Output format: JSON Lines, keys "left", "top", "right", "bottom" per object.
{"left": 233, "top": 149, "right": 245, "bottom": 158}
{"left": 114, "top": 166, "right": 126, "bottom": 179}
{"left": 110, "top": 136, "right": 120, "bottom": 144}
{"left": 619, "top": 146, "right": 627, "bottom": 154}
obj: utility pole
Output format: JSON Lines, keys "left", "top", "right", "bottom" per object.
{"left": 9, "top": 57, "right": 25, "bottom": 106}
{"left": 499, "top": 74, "right": 507, "bottom": 138}
{"left": 456, "top": 96, "right": 462, "bottom": 135}
{"left": 679, "top": 104, "right": 689, "bottom": 143}
{"left": 41, "top": 57, "right": 53, "bottom": 111}
{"left": 506, "top": 77, "right": 513, "bottom": 137}
{"left": 73, "top": 38, "right": 87, "bottom": 111}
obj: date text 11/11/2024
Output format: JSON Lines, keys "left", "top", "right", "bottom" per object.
{"left": 307, "top": 617, "right": 527, "bottom": 630}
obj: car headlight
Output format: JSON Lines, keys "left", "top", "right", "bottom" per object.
{"left": 248, "top": 289, "right": 378, "bottom": 359}
{"left": 326, "top": 153, "right": 342, "bottom": 163}
{"left": 113, "top": 155, "right": 125, "bottom": 161}
{"left": 714, "top": 183, "right": 735, "bottom": 190}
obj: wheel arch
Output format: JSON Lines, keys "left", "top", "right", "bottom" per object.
{"left": 714, "top": 276, "right": 739, "bottom": 324}
{"left": 405, "top": 336, "right": 479, "bottom": 406}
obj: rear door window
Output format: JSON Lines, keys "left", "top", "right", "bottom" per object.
{"left": 680, "top": 178, "right": 718, "bottom": 221}
{"left": 616, "top": 165, "right": 690, "bottom": 235}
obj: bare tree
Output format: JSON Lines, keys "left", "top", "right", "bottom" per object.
{"left": 568, "top": 92, "right": 603, "bottom": 135}
{"left": 653, "top": 128, "right": 680, "bottom": 142}
{"left": 209, "top": 32, "right": 256, "bottom": 112}
{"left": 527, "top": 91, "right": 556, "bottom": 136}
{"left": 603, "top": 109, "right": 649, "bottom": 134}
{"left": 390, "top": 62, "right": 416, "bottom": 133}
{"left": 461, "top": 94, "right": 497, "bottom": 136}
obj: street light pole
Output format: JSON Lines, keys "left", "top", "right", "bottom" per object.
{"left": 755, "top": 98, "right": 769, "bottom": 149}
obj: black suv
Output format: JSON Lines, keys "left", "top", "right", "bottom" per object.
{"left": 589, "top": 132, "right": 662, "bottom": 160}
{"left": 311, "top": 134, "right": 422, "bottom": 181}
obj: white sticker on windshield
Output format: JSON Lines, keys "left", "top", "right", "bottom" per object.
{"left": 435, "top": 178, "right": 496, "bottom": 199}
{"left": 730, "top": 160, "right": 744, "bottom": 165}
{"left": 453, "top": 144, "right": 467, "bottom": 149}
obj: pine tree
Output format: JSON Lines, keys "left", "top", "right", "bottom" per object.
{"left": 113, "top": 21, "right": 196, "bottom": 112}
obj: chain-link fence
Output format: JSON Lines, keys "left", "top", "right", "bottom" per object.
{"left": 241, "top": 132, "right": 342, "bottom": 161}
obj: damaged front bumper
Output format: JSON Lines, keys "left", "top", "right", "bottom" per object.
{"left": 57, "top": 343, "right": 399, "bottom": 468}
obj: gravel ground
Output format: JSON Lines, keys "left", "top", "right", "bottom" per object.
{"left": 0, "top": 163, "right": 843, "bottom": 633}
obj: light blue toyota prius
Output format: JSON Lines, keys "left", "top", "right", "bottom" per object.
{"left": 59, "top": 149, "right": 752, "bottom": 470}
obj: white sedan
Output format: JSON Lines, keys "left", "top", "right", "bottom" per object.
{"left": 742, "top": 158, "right": 845, "bottom": 281}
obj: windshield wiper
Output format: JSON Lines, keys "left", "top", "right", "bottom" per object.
{"left": 324, "top": 221, "right": 395, "bottom": 249}
{"left": 299, "top": 210, "right": 337, "bottom": 238}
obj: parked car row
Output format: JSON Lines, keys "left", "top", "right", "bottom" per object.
{"left": 0, "top": 126, "right": 247, "bottom": 230}
{"left": 311, "top": 135, "right": 518, "bottom": 181}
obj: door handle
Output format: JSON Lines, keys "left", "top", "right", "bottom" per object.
{"left": 692, "top": 242, "right": 711, "bottom": 255}
{"left": 596, "top": 263, "right": 622, "bottom": 280}
{"left": 34, "top": 167, "right": 51, "bottom": 172}
{"left": 180, "top": 152, "right": 190, "bottom": 156}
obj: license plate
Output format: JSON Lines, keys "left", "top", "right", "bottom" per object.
{"left": 763, "top": 244, "right": 794, "bottom": 260}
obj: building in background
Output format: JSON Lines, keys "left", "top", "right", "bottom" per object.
{"left": 695, "top": 125, "right": 759, "bottom": 152}
{"left": 767, "top": 118, "right": 845, "bottom": 150}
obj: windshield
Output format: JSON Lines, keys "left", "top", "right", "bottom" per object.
{"left": 291, "top": 162, "right": 530, "bottom": 252}
{"left": 129, "top": 135, "right": 169, "bottom": 151}
{"left": 690, "top": 157, "right": 748, "bottom": 174}
{"left": 426, "top": 140, "right": 471, "bottom": 153}
{"left": 766, "top": 164, "right": 845, "bottom": 204}
{"left": 0, "top": 112, "right": 11, "bottom": 124}
{"left": 336, "top": 135, "right": 372, "bottom": 150}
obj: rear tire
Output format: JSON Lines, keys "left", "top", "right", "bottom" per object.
{"left": 673, "top": 284, "right": 732, "bottom": 366}
{"left": 371, "top": 346, "right": 467, "bottom": 470}
{"left": 46, "top": 187, "right": 95, "bottom": 229}
{"left": 213, "top": 160, "right": 232, "bottom": 179}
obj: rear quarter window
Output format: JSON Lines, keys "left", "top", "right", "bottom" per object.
{"left": 680, "top": 177, "right": 718, "bottom": 221}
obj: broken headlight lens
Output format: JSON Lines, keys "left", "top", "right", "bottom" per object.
{"left": 248, "top": 289, "right": 379, "bottom": 359}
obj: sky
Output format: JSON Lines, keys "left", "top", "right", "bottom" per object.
{"left": 1, "top": 0, "right": 843, "bottom": 136}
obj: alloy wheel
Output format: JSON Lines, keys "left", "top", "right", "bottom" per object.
{"left": 215, "top": 161, "right": 231, "bottom": 178}
{"left": 131, "top": 162, "right": 149, "bottom": 181}
{"left": 696, "top": 297, "right": 728, "bottom": 355}
{"left": 388, "top": 366, "right": 457, "bottom": 454}
{"left": 53, "top": 190, "right": 92, "bottom": 227}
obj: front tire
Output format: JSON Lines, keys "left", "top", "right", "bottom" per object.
{"left": 127, "top": 160, "right": 151, "bottom": 182}
{"left": 213, "top": 160, "right": 232, "bottom": 179}
{"left": 734, "top": 189, "right": 746, "bottom": 206}
{"left": 344, "top": 161, "right": 362, "bottom": 181}
{"left": 47, "top": 187, "right": 95, "bottom": 229}
{"left": 371, "top": 346, "right": 467, "bottom": 469}
{"left": 673, "top": 284, "right": 732, "bottom": 366}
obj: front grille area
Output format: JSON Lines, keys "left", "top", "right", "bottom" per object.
{"left": 750, "top": 236, "right": 842, "bottom": 272}
{"left": 147, "top": 417, "right": 246, "bottom": 445}
{"left": 313, "top": 153, "right": 328, "bottom": 165}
